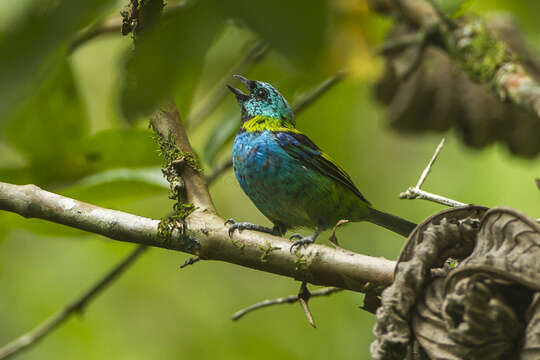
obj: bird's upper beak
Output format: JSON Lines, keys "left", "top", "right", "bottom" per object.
{"left": 226, "top": 75, "right": 256, "bottom": 102}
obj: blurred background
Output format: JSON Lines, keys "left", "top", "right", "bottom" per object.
{"left": 0, "top": 0, "right": 539, "bottom": 359}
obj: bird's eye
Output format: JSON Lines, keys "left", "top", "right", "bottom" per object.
{"left": 255, "top": 88, "right": 268, "bottom": 99}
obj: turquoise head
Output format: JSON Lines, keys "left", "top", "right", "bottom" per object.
{"left": 227, "top": 75, "right": 294, "bottom": 125}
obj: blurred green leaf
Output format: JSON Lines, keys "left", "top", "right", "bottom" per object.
{"left": 0, "top": 0, "right": 112, "bottom": 122}
{"left": 213, "top": 0, "right": 329, "bottom": 67}
{"left": 121, "top": 1, "right": 225, "bottom": 121}
{"left": 433, "top": 0, "right": 474, "bottom": 18}
{"left": 0, "top": 167, "right": 32, "bottom": 185}
{"left": 0, "top": 212, "right": 91, "bottom": 238}
{"left": 73, "top": 167, "right": 167, "bottom": 190}
{"left": 63, "top": 168, "right": 167, "bottom": 206}
{"left": 203, "top": 111, "right": 239, "bottom": 164}
{"left": 2, "top": 59, "right": 90, "bottom": 185}
{"left": 84, "top": 129, "right": 162, "bottom": 171}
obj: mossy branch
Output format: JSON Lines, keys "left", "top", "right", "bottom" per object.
{"left": 370, "top": 0, "right": 540, "bottom": 119}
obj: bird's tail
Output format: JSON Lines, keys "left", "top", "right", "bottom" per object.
{"left": 366, "top": 208, "right": 417, "bottom": 238}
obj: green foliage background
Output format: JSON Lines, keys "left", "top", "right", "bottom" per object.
{"left": 0, "top": 0, "right": 539, "bottom": 359}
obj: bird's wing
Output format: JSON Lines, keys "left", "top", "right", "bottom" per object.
{"left": 273, "top": 131, "right": 371, "bottom": 205}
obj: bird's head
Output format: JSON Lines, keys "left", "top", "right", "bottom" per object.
{"left": 227, "top": 75, "right": 295, "bottom": 126}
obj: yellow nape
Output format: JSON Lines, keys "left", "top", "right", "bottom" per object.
{"left": 241, "top": 115, "right": 299, "bottom": 133}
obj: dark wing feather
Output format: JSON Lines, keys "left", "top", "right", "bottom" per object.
{"left": 274, "top": 131, "right": 371, "bottom": 205}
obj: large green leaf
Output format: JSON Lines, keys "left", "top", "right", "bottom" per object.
{"left": 2, "top": 59, "right": 90, "bottom": 185}
{"left": 120, "top": 1, "right": 225, "bottom": 121}
{"left": 203, "top": 111, "right": 239, "bottom": 165}
{"left": 63, "top": 167, "right": 167, "bottom": 206}
{"left": 0, "top": 0, "right": 112, "bottom": 123}
{"left": 84, "top": 129, "right": 162, "bottom": 171}
{"left": 214, "top": 0, "right": 329, "bottom": 67}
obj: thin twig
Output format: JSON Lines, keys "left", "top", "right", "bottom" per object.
{"left": 377, "top": 33, "right": 425, "bottom": 55}
{"left": 187, "top": 41, "right": 269, "bottom": 130}
{"left": 69, "top": 20, "right": 121, "bottom": 53}
{"left": 179, "top": 255, "right": 200, "bottom": 269}
{"left": 371, "top": 0, "right": 540, "bottom": 119}
{"left": 415, "top": 137, "right": 445, "bottom": 189}
{"left": 231, "top": 287, "right": 342, "bottom": 321}
{"left": 0, "top": 245, "right": 148, "bottom": 360}
{"left": 400, "top": 137, "right": 466, "bottom": 207}
{"left": 69, "top": 2, "right": 186, "bottom": 53}
{"left": 400, "top": 187, "right": 465, "bottom": 207}
{"left": 205, "top": 158, "right": 233, "bottom": 185}
{"left": 292, "top": 70, "right": 347, "bottom": 114}
{"left": 425, "top": 0, "right": 457, "bottom": 30}
{"left": 298, "top": 281, "right": 316, "bottom": 328}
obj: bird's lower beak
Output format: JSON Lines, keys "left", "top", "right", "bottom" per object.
{"left": 226, "top": 84, "right": 249, "bottom": 102}
{"left": 227, "top": 74, "right": 256, "bottom": 102}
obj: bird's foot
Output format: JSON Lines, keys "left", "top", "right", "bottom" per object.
{"left": 225, "top": 219, "right": 283, "bottom": 238}
{"left": 289, "top": 228, "right": 322, "bottom": 252}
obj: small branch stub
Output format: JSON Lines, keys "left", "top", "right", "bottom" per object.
{"left": 232, "top": 287, "right": 343, "bottom": 322}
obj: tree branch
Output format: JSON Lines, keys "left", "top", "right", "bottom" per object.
{"left": 369, "top": 0, "right": 540, "bottom": 120}
{"left": 205, "top": 158, "right": 233, "bottom": 185}
{"left": 69, "top": 2, "right": 186, "bottom": 52}
{"left": 150, "top": 99, "right": 215, "bottom": 211}
{"left": 291, "top": 71, "right": 347, "bottom": 114}
{"left": 186, "top": 41, "right": 269, "bottom": 130}
{"left": 400, "top": 138, "right": 466, "bottom": 207}
{"left": 0, "top": 245, "right": 147, "bottom": 360}
{"left": 0, "top": 181, "right": 396, "bottom": 292}
{"left": 231, "top": 287, "right": 343, "bottom": 321}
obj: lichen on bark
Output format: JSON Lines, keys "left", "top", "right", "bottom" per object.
{"left": 451, "top": 18, "right": 514, "bottom": 84}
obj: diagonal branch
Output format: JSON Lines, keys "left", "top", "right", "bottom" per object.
{"left": 150, "top": 99, "right": 215, "bottom": 211}
{"left": 0, "top": 245, "right": 147, "bottom": 360}
{"left": 187, "top": 41, "right": 269, "bottom": 130}
{"left": 231, "top": 286, "right": 343, "bottom": 322}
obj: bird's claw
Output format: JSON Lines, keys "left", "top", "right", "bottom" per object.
{"left": 225, "top": 218, "right": 239, "bottom": 237}
{"left": 289, "top": 236, "right": 315, "bottom": 253}
{"left": 225, "top": 219, "right": 278, "bottom": 238}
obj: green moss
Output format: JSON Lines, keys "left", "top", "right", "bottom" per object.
{"left": 294, "top": 252, "right": 308, "bottom": 271}
{"left": 153, "top": 130, "right": 199, "bottom": 246}
{"left": 157, "top": 202, "right": 197, "bottom": 247}
{"left": 231, "top": 238, "right": 245, "bottom": 251}
{"left": 452, "top": 19, "right": 513, "bottom": 84}
{"left": 154, "top": 130, "right": 201, "bottom": 175}
{"left": 258, "top": 242, "right": 281, "bottom": 262}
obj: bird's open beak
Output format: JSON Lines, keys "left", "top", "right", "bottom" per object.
{"left": 226, "top": 75, "right": 256, "bottom": 102}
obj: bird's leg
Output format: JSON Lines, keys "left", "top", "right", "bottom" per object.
{"left": 225, "top": 219, "right": 286, "bottom": 238}
{"left": 289, "top": 227, "right": 322, "bottom": 252}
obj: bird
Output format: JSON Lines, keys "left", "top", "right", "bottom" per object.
{"left": 225, "top": 75, "right": 417, "bottom": 251}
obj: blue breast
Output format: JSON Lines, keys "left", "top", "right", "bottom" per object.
{"left": 232, "top": 130, "right": 314, "bottom": 228}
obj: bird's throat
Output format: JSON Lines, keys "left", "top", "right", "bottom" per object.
{"left": 240, "top": 115, "right": 298, "bottom": 133}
